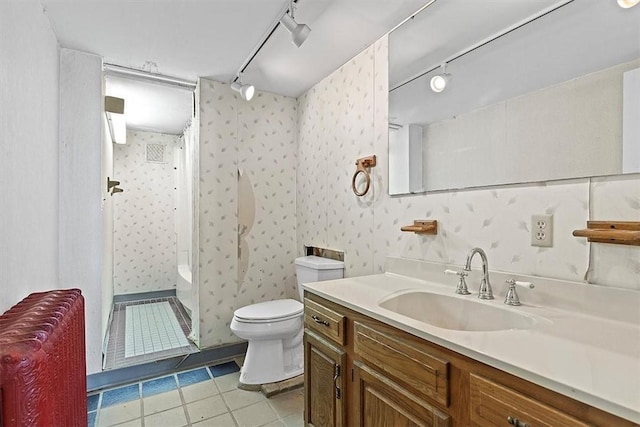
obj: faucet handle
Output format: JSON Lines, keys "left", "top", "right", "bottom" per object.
{"left": 444, "top": 269, "right": 471, "bottom": 295}
{"left": 444, "top": 269, "right": 467, "bottom": 277}
{"left": 504, "top": 279, "right": 535, "bottom": 306}
{"left": 506, "top": 279, "right": 535, "bottom": 289}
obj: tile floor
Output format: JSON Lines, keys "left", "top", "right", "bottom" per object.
{"left": 88, "top": 362, "right": 304, "bottom": 427}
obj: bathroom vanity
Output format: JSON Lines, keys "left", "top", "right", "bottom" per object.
{"left": 302, "top": 258, "right": 640, "bottom": 426}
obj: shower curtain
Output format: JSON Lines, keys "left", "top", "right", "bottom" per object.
{"left": 176, "top": 119, "right": 196, "bottom": 317}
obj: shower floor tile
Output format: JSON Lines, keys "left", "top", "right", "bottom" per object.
{"left": 125, "top": 301, "right": 189, "bottom": 357}
{"left": 104, "top": 296, "right": 198, "bottom": 370}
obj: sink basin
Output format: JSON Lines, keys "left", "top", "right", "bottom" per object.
{"left": 378, "top": 291, "right": 538, "bottom": 331}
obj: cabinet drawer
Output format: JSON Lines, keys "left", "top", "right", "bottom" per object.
{"left": 470, "top": 374, "right": 590, "bottom": 427}
{"left": 353, "top": 321, "right": 450, "bottom": 407}
{"left": 304, "top": 298, "right": 346, "bottom": 345}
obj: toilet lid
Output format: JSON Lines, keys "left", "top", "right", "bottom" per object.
{"left": 234, "top": 299, "right": 303, "bottom": 322}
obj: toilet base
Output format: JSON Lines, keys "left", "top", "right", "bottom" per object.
{"left": 238, "top": 338, "right": 303, "bottom": 385}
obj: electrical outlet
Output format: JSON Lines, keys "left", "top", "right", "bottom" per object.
{"left": 531, "top": 214, "right": 553, "bottom": 247}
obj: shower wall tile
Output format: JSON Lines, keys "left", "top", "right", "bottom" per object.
{"left": 113, "top": 130, "right": 180, "bottom": 295}
{"left": 298, "top": 35, "right": 639, "bottom": 289}
{"left": 197, "top": 80, "right": 298, "bottom": 348}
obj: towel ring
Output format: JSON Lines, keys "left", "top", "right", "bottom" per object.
{"left": 351, "top": 155, "right": 376, "bottom": 196}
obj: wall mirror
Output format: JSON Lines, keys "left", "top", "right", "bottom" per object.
{"left": 388, "top": 0, "right": 640, "bottom": 195}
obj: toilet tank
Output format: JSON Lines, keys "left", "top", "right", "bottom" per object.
{"left": 295, "top": 256, "right": 344, "bottom": 299}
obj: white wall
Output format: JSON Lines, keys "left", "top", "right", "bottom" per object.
{"left": 297, "top": 36, "right": 640, "bottom": 291}
{"left": 112, "top": 130, "right": 180, "bottom": 295}
{"left": 0, "top": 1, "right": 60, "bottom": 311}
{"left": 59, "top": 48, "right": 104, "bottom": 374}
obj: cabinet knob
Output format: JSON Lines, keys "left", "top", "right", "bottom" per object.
{"left": 507, "top": 416, "right": 530, "bottom": 427}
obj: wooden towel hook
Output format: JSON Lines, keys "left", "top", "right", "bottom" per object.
{"left": 352, "top": 155, "right": 377, "bottom": 197}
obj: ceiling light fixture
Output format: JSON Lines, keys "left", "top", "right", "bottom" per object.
{"left": 617, "top": 0, "right": 639, "bottom": 7}
{"left": 105, "top": 96, "right": 126, "bottom": 144}
{"left": 231, "top": 74, "right": 255, "bottom": 101}
{"left": 280, "top": 0, "right": 311, "bottom": 47}
{"left": 430, "top": 64, "right": 451, "bottom": 93}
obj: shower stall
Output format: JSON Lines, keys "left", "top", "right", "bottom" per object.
{"left": 102, "top": 69, "right": 200, "bottom": 369}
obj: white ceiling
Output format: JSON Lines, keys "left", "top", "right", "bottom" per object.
{"left": 41, "top": 0, "right": 427, "bottom": 134}
{"left": 41, "top": 0, "right": 610, "bottom": 135}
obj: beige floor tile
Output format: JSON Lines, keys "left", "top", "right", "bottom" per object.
{"left": 187, "top": 395, "right": 229, "bottom": 423}
{"left": 232, "top": 401, "right": 278, "bottom": 427}
{"left": 267, "top": 389, "right": 303, "bottom": 418}
{"left": 281, "top": 412, "right": 304, "bottom": 427}
{"left": 144, "top": 406, "right": 187, "bottom": 427}
{"left": 181, "top": 380, "right": 220, "bottom": 403}
{"left": 143, "top": 389, "right": 182, "bottom": 415}
{"left": 260, "top": 421, "right": 286, "bottom": 427}
{"left": 112, "top": 418, "right": 142, "bottom": 427}
{"left": 97, "top": 401, "right": 141, "bottom": 427}
{"left": 214, "top": 371, "right": 240, "bottom": 393}
{"left": 222, "top": 388, "right": 266, "bottom": 411}
{"left": 192, "top": 412, "right": 236, "bottom": 427}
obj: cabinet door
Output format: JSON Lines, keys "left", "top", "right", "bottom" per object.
{"left": 304, "top": 331, "right": 347, "bottom": 427}
{"left": 353, "top": 362, "right": 451, "bottom": 427}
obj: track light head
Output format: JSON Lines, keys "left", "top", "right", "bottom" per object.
{"left": 280, "top": 12, "right": 311, "bottom": 47}
{"left": 430, "top": 74, "right": 451, "bottom": 92}
{"left": 430, "top": 64, "right": 452, "bottom": 93}
{"left": 617, "top": 0, "right": 639, "bottom": 7}
{"left": 231, "top": 81, "right": 255, "bottom": 101}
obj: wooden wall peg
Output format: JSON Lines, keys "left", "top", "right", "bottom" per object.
{"left": 401, "top": 220, "right": 438, "bottom": 235}
{"left": 572, "top": 221, "right": 640, "bottom": 246}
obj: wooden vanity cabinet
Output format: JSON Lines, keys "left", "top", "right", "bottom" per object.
{"left": 303, "top": 293, "right": 638, "bottom": 427}
{"left": 304, "top": 331, "right": 347, "bottom": 427}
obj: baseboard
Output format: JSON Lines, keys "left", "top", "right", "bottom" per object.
{"left": 113, "top": 289, "right": 176, "bottom": 303}
{"left": 87, "top": 341, "right": 248, "bottom": 392}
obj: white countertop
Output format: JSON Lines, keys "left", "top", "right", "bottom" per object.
{"left": 302, "top": 258, "right": 640, "bottom": 423}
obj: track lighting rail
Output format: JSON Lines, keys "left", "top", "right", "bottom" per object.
{"left": 232, "top": 0, "right": 307, "bottom": 84}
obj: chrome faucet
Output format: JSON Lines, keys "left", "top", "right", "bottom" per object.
{"left": 464, "top": 247, "right": 494, "bottom": 300}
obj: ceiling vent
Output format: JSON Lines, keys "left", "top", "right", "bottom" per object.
{"left": 146, "top": 144, "right": 166, "bottom": 163}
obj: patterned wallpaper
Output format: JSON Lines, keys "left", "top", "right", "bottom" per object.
{"left": 193, "top": 37, "right": 638, "bottom": 351}
{"left": 113, "top": 130, "right": 181, "bottom": 294}
{"left": 297, "top": 35, "right": 640, "bottom": 291}
{"left": 197, "top": 80, "right": 297, "bottom": 348}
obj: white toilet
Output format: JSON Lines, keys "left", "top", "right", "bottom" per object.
{"left": 230, "top": 255, "right": 344, "bottom": 386}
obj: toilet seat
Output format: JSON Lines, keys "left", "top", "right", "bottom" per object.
{"left": 233, "top": 299, "right": 303, "bottom": 324}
